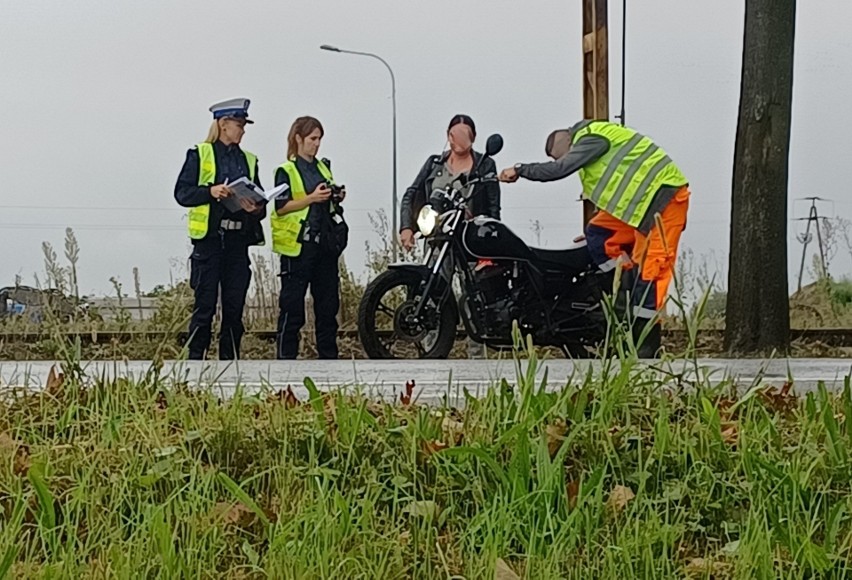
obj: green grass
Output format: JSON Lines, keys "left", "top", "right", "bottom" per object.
{"left": 2, "top": 336, "right": 852, "bottom": 579}
{"left": 830, "top": 278, "right": 852, "bottom": 307}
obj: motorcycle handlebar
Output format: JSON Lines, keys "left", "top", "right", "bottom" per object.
{"left": 432, "top": 174, "right": 498, "bottom": 196}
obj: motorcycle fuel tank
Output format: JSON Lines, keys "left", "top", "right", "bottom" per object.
{"left": 461, "top": 216, "right": 537, "bottom": 262}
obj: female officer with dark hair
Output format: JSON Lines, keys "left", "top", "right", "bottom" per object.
{"left": 174, "top": 98, "right": 265, "bottom": 360}
{"left": 271, "top": 116, "right": 348, "bottom": 360}
{"left": 399, "top": 114, "right": 501, "bottom": 250}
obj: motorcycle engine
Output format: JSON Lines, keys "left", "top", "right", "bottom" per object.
{"left": 474, "top": 262, "right": 520, "bottom": 333}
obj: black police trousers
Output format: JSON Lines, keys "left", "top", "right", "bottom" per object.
{"left": 276, "top": 243, "right": 339, "bottom": 359}
{"left": 187, "top": 235, "right": 251, "bottom": 360}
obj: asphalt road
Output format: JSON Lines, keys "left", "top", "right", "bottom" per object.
{"left": 1, "top": 358, "right": 850, "bottom": 405}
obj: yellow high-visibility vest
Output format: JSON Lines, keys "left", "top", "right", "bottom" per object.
{"left": 573, "top": 121, "right": 687, "bottom": 228}
{"left": 187, "top": 142, "right": 257, "bottom": 239}
{"left": 270, "top": 158, "right": 335, "bottom": 257}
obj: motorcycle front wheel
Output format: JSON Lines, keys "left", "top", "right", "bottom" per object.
{"left": 358, "top": 269, "right": 458, "bottom": 359}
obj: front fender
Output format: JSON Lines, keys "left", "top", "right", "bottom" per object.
{"left": 387, "top": 263, "right": 431, "bottom": 277}
{"left": 386, "top": 263, "right": 456, "bottom": 310}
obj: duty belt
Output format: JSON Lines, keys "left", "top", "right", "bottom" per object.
{"left": 219, "top": 219, "right": 243, "bottom": 231}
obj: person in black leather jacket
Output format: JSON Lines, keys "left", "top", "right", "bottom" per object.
{"left": 399, "top": 114, "right": 501, "bottom": 250}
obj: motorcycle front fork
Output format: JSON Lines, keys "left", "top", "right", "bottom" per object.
{"left": 412, "top": 240, "right": 463, "bottom": 321}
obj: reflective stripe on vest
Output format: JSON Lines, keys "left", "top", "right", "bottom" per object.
{"left": 187, "top": 142, "right": 257, "bottom": 239}
{"left": 270, "top": 159, "right": 334, "bottom": 256}
{"left": 573, "top": 121, "right": 687, "bottom": 228}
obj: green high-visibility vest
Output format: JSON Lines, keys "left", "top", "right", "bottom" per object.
{"left": 270, "top": 158, "right": 335, "bottom": 257}
{"left": 573, "top": 121, "right": 688, "bottom": 228}
{"left": 187, "top": 142, "right": 257, "bottom": 239}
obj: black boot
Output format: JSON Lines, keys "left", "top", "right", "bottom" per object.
{"left": 633, "top": 321, "right": 661, "bottom": 359}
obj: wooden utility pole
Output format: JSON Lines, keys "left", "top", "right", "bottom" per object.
{"left": 581, "top": 0, "right": 609, "bottom": 225}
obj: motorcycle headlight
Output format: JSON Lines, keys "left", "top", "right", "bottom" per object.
{"left": 417, "top": 206, "right": 440, "bottom": 236}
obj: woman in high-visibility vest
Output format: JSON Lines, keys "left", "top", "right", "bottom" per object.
{"left": 270, "top": 116, "right": 348, "bottom": 359}
{"left": 173, "top": 98, "right": 266, "bottom": 360}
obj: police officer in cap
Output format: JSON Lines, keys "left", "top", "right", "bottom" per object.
{"left": 174, "top": 98, "right": 266, "bottom": 360}
{"left": 271, "top": 116, "right": 348, "bottom": 359}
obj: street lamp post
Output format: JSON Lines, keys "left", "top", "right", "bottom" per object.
{"left": 320, "top": 44, "right": 399, "bottom": 262}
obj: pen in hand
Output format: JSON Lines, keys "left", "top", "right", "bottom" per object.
{"left": 210, "top": 178, "right": 233, "bottom": 200}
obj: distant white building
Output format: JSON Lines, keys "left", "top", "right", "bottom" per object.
{"left": 88, "top": 296, "right": 159, "bottom": 322}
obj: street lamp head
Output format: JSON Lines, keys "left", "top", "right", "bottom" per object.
{"left": 320, "top": 44, "right": 341, "bottom": 52}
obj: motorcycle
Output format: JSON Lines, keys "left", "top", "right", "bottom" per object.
{"left": 357, "top": 134, "right": 625, "bottom": 359}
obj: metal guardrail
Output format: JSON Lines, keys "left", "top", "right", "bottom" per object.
{"left": 1, "top": 329, "right": 851, "bottom": 347}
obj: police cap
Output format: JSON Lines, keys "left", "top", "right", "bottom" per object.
{"left": 209, "top": 98, "right": 254, "bottom": 124}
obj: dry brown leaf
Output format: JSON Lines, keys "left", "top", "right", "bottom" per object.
{"left": 684, "top": 558, "right": 709, "bottom": 575}
{"left": 422, "top": 439, "right": 449, "bottom": 458}
{"left": 717, "top": 397, "right": 736, "bottom": 408}
{"left": 566, "top": 480, "right": 580, "bottom": 510}
{"left": 268, "top": 386, "right": 299, "bottom": 409}
{"left": 398, "top": 530, "right": 411, "bottom": 546}
{"left": 323, "top": 394, "right": 337, "bottom": 424}
{"left": 365, "top": 400, "right": 384, "bottom": 417}
{"left": 261, "top": 494, "right": 281, "bottom": 523}
{"left": 758, "top": 381, "right": 797, "bottom": 415}
{"left": 545, "top": 420, "right": 568, "bottom": 458}
{"left": 155, "top": 391, "right": 168, "bottom": 411}
{"left": 212, "top": 501, "right": 255, "bottom": 528}
{"left": 716, "top": 398, "right": 739, "bottom": 425}
{"left": 0, "top": 433, "right": 31, "bottom": 476}
{"left": 494, "top": 557, "right": 520, "bottom": 580}
{"left": 400, "top": 380, "right": 415, "bottom": 406}
{"left": 0, "top": 433, "right": 17, "bottom": 454}
{"left": 441, "top": 417, "right": 465, "bottom": 445}
{"left": 45, "top": 365, "right": 64, "bottom": 396}
{"left": 683, "top": 556, "right": 730, "bottom": 578}
{"left": 607, "top": 485, "right": 635, "bottom": 513}
{"left": 404, "top": 500, "right": 439, "bottom": 520}
{"left": 226, "top": 569, "right": 261, "bottom": 580}
{"left": 720, "top": 421, "right": 739, "bottom": 446}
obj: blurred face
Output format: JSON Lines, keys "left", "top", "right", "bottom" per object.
{"left": 219, "top": 117, "right": 247, "bottom": 144}
{"left": 448, "top": 123, "right": 474, "bottom": 155}
{"left": 297, "top": 128, "right": 323, "bottom": 159}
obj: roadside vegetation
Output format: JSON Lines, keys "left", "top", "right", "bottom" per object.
{"left": 2, "top": 214, "right": 851, "bottom": 361}
{"left": 2, "top": 219, "right": 852, "bottom": 577}
{"left": 2, "top": 323, "right": 852, "bottom": 577}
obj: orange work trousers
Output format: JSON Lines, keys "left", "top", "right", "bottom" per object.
{"left": 585, "top": 186, "right": 690, "bottom": 316}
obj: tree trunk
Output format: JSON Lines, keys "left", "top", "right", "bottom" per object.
{"left": 725, "top": 0, "right": 796, "bottom": 355}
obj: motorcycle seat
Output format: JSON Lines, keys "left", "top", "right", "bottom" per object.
{"left": 530, "top": 242, "right": 593, "bottom": 274}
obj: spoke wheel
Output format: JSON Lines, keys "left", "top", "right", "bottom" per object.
{"left": 358, "top": 269, "right": 458, "bottom": 359}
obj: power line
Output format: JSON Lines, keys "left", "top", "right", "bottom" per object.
{"left": 0, "top": 204, "right": 379, "bottom": 213}
{"left": 0, "top": 224, "right": 182, "bottom": 231}
{"left": 0, "top": 205, "right": 180, "bottom": 212}
{"left": 0, "top": 223, "right": 380, "bottom": 233}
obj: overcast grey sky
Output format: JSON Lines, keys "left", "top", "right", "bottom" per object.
{"left": 1, "top": 0, "right": 850, "bottom": 297}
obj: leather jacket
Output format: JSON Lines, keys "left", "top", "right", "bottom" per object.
{"left": 399, "top": 150, "right": 501, "bottom": 232}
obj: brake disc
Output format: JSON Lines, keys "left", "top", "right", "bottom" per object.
{"left": 393, "top": 300, "right": 431, "bottom": 342}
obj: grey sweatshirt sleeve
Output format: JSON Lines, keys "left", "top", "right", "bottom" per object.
{"left": 516, "top": 135, "right": 610, "bottom": 182}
